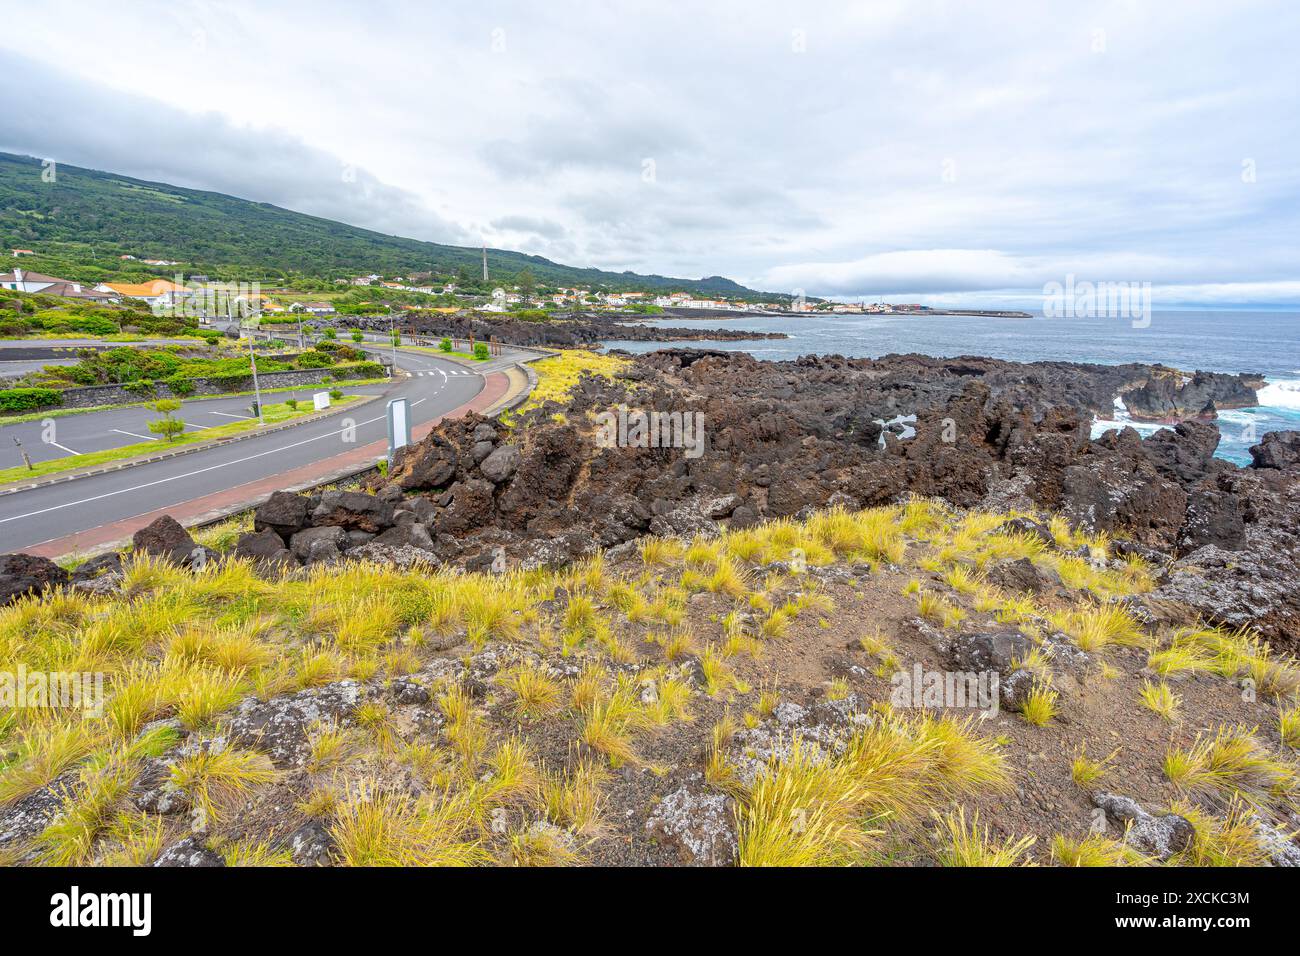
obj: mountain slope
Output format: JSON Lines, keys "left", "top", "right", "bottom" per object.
{"left": 0, "top": 152, "right": 757, "bottom": 294}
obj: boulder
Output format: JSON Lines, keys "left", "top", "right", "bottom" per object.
{"left": 986, "top": 557, "right": 1060, "bottom": 595}
{"left": 1250, "top": 431, "right": 1300, "bottom": 470}
{"left": 226, "top": 680, "right": 371, "bottom": 768}
{"left": 285, "top": 820, "right": 337, "bottom": 867}
{"left": 311, "top": 490, "right": 394, "bottom": 533}
{"left": 645, "top": 785, "right": 738, "bottom": 866}
{"left": 288, "top": 525, "right": 348, "bottom": 562}
{"left": 233, "top": 529, "right": 298, "bottom": 569}
{"left": 480, "top": 444, "right": 521, "bottom": 484}
{"left": 253, "top": 490, "right": 310, "bottom": 539}
{"left": 705, "top": 494, "right": 743, "bottom": 518}
{"left": 373, "top": 522, "right": 436, "bottom": 552}
{"left": 433, "top": 479, "right": 497, "bottom": 536}
{"left": 153, "top": 836, "right": 225, "bottom": 867}
{"left": 951, "top": 629, "right": 1033, "bottom": 675}
{"left": 390, "top": 435, "right": 459, "bottom": 491}
{"left": 999, "top": 668, "right": 1037, "bottom": 712}
{"left": 131, "top": 515, "right": 199, "bottom": 564}
{"left": 1093, "top": 792, "right": 1195, "bottom": 860}
{"left": 996, "top": 516, "right": 1056, "bottom": 546}
{"left": 0, "top": 553, "right": 69, "bottom": 606}
{"left": 69, "top": 552, "right": 123, "bottom": 583}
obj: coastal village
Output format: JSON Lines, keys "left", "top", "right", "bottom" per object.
{"left": 4, "top": 248, "right": 939, "bottom": 318}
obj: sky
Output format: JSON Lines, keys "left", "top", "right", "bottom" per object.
{"left": 1, "top": 0, "right": 1298, "bottom": 307}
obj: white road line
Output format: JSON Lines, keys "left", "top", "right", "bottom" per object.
{"left": 49, "top": 441, "right": 81, "bottom": 456}
{"left": 111, "top": 429, "right": 157, "bottom": 442}
{"left": 2, "top": 407, "right": 393, "bottom": 524}
{"left": 182, "top": 421, "right": 211, "bottom": 430}
{"left": 210, "top": 411, "right": 252, "bottom": 419}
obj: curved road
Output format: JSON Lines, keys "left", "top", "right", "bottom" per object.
{"left": 0, "top": 349, "right": 483, "bottom": 554}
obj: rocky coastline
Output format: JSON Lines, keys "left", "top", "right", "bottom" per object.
{"left": 6, "top": 348, "right": 1293, "bottom": 645}
{"left": 345, "top": 311, "right": 788, "bottom": 348}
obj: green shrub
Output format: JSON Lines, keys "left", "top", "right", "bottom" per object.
{"left": 340, "top": 362, "right": 385, "bottom": 379}
{"left": 166, "top": 377, "right": 196, "bottom": 396}
{"left": 296, "top": 351, "right": 336, "bottom": 369}
{"left": 329, "top": 388, "right": 343, "bottom": 401}
{"left": 439, "top": 337, "right": 453, "bottom": 352}
{"left": 473, "top": 342, "right": 490, "bottom": 361}
{"left": 0, "top": 387, "right": 62, "bottom": 412}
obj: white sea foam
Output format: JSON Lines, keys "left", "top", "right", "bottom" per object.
{"left": 1215, "top": 409, "right": 1257, "bottom": 426}
{"left": 1256, "top": 378, "right": 1300, "bottom": 410}
{"left": 1090, "top": 418, "right": 1168, "bottom": 439}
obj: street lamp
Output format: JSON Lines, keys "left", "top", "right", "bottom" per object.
{"left": 389, "top": 312, "right": 398, "bottom": 374}
{"left": 238, "top": 297, "right": 265, "bottom": 425}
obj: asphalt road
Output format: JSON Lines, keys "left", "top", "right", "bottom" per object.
{"left": 0, "top": 349, "right": 483, "bottom": 552}
{"left": 0, "top": 384, "right": 394, "bottom": 465}
{"left": 0, "top": 357, "right": 79, "bottom": 377}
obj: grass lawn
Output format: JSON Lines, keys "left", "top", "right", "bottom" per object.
{"left": 0, "top": 394, "right": 362, "bottom": 487}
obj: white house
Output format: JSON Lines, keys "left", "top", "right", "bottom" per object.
{"left": 0, "top": 268, "right": 60, "bottom": 293}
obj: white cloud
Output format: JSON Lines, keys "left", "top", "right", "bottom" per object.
{"left": 0, "top": 0, "right": 1296, "bottom": 303}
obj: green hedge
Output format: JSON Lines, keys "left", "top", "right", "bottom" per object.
{"left": 0, "top": 387, "right": 62, "bottom": 412}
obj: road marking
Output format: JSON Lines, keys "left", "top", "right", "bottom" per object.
{"left": 182, "top": 421, "right": 211, "bottom": 430}
{"left": 210, "top": 411, "right": 252, "bottom": 419}
{"left": 2, "top": 407, "right": 394, "bottom": 524}
{"left": 1, "top": 357, "right": 481, "bottom": 532}
{"left": 48, "top": 441, "right": 81, "bottom": 456}
{"left": 111, "top": 429, "right": 157, "bottom": 442}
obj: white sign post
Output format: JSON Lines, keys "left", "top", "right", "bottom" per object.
{"left": 387, "top": 397, "right": 410, "bottom": 462}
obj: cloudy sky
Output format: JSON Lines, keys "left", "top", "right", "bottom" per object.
{"left": 2, "top": 0, "right": 1297, "bottom": 306}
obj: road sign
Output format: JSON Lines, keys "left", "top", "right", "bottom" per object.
{"left": 387, "top": 397, "right": 410, "bottom": 461}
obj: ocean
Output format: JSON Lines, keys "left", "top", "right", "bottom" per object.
{"left": 603, "top": 309, "right": 1300, "bottom": 466}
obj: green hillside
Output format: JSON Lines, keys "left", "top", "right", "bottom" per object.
{"left": 0, "top": 152, "right": 759, "bottom": 295}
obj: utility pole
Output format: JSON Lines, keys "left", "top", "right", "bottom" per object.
{"left": 482, "top": 245, "right": 488, "bottom": 283}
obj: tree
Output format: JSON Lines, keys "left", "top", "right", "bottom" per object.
{"left": 147, "top": 398, "right": 185, "bottom": 443}
{"left": 516, "top": 266, "right": 536, "bottom": 295}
